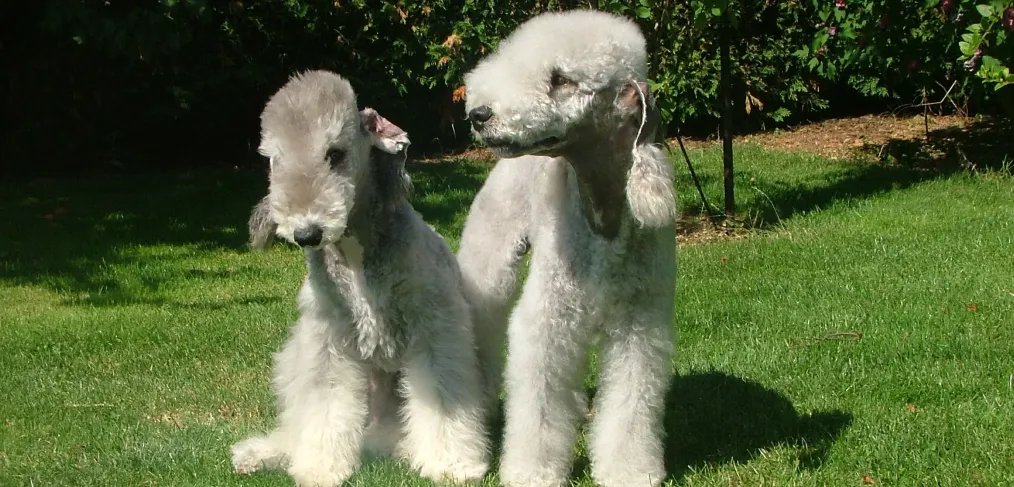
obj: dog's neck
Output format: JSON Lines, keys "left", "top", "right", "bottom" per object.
{"left": 557, "top": 137, "right": 633, "bottom": 239}
{"left": 340, "top": 168, "right": 408, "bottom": 261}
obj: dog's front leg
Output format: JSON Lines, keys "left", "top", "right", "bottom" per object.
{"left": 282, "top": 319, "right": 370, "bottom": 487}
{"left": 587, "top": 306, "right": 672, "bottom": 487}
{"left": 331, "top": 239, "right": 399, "bottom": 363}
{"left": 498, "top": 268, "right": 593, "bottom": 487}
{"left": 283, "top": 273, "right": 372, "bottom": 487}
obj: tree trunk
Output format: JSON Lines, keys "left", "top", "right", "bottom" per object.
{"left": 720, "top": 14, "right": 735, "bottom": 218}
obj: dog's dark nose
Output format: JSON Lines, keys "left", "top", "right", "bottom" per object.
{"left": 468, "top": 105, "right": 493, "bottom": 129}
{"left": 293, "top": 225, "right": 324, "bottom": 247}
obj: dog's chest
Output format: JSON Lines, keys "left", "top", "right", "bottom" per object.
{"left": 547, "top": 193, "right": 650, "bottom": 290}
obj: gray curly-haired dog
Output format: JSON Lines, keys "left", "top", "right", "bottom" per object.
{"left": 458, "top": 10, "right": 677, "bottom": 487}
{"left": 230, "top": 70, "right": 490, "bottom": 486}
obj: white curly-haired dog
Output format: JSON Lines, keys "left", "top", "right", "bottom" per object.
{"left": 230, "top": 70, "right": 490, "bottom": 487}
{"left": 458, "top": 10, "right": 677, "bottom": 487}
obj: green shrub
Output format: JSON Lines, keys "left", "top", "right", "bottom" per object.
{"left": 2, "top": 0, "right": 1009, "bottom": 176}
{"left": 806, "top": 0, "right": 1014, "bottom": 112}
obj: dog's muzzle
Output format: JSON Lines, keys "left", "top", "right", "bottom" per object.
{"left": 467, "top": 105, "right": 494, "bottom": 132}
{"left": 482, "top": 135, "right": 564, "bottom": 158}
{"left": 293, "top": 224, "right": 324, "bottom": 248}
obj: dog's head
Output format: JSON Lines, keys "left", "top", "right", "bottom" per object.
{"left": 463, "top": 10, "right": 649, "bottom": 158}
{"left": 254, "top": 70, "right": 409, "bottom": 249}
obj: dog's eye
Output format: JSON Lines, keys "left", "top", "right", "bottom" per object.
{"left": 550, "top": 71, "right": 571, "bottom": 88}
{"left": 326, "top": 148, "right": 346, "bottom": 168}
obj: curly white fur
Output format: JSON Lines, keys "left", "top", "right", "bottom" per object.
{"left": 460, "top": 10, "right": 677, "bottom": 487}
{"left": 232, "top": 70, "right": 490, "bottom": 486}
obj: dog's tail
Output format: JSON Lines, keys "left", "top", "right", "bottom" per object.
{"left": 248, "top": 195, "right": 278, "bottom": 251}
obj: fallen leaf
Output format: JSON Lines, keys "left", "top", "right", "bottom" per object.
{"left": 720, "top": 256, "right": 728, "bottom": 263}
{"left": 906, "top": 403, "right": 918, "bottom": 413}
{"left": 862, "top": 474, "right": 876, "bottom": 485}
{"left": 942, "top": 307, "right": 949, "bottom": 313}
{"left": 967, "top": 302, "right": 980, "bottom": 312}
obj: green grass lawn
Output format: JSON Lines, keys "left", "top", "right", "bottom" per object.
{"left": 1, "top": 145, "right": 1012, "bottom": 486}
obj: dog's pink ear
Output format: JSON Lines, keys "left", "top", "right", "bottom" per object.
{"left": 616, "top": 80, "right": 654, "bottom": 114}
{"left": 361, "top": 107, "right": 411, "bottom": 154}
{"left": 617, "top": 80, "right": 660, "bottom": 146}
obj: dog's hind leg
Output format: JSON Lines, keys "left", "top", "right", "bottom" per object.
{"left": 397, "top": 305, "right": 490, "bottom": 483}
{"left": 362, "top": 368, "right": 402, "bottom": 460}
{"left": 587, "top": 306, "right": 673, "bottom": 487}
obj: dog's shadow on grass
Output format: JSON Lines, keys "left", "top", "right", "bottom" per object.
{"left": 489, "top": 370, "right": 852, "bottom": 483}
{"left": 659, "top": 371, "right": 852, "bottom": 480}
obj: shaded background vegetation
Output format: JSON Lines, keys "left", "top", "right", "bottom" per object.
{"left": 3, "top": 0, "right": 1011, "bottom": 178}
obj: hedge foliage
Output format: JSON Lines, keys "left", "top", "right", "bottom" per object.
{"left": 2, "top": 0, "right": 1010, "bottom": 176}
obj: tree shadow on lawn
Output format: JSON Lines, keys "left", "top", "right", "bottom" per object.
{"left": 560, "top": 371, "right": 853, "bottom": 483}
{"left": 0, "top": 167, "right": 271, "bottom": 297}
{"left": 0, "top": 159, "right": 491, "bottom": 307}
{"left": 863, "top": 116, "right": 1014, "bottom": 175}
{"left": 734, "top": 162, "right": 936, "bottom": 228}
{"left": 683, "top": 116, "right": 1013, "bottom": 229}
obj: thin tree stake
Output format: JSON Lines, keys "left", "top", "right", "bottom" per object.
{"left": 665, "top": 134, "right": 720, "bottom": 228}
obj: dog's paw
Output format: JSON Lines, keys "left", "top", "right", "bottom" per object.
{"left": 356, "top": 329, "right": 380, "bottom": 358}
{"left": 416, "top": 460, "right": 489, "bottom": 485}
{"left": 591, "top": 458, "right": 665, "bottom": 487}
{"left": 230, "top": 437, "right": 278, "bottom": 475}
{"left": 356, "top": 324, "right": 399, "bottom": 363}
{"left": 499, "top": 463, "right": 567, "bottom": 487}
{"left": 287, "top": 461, "right": 355, "bottom": 487}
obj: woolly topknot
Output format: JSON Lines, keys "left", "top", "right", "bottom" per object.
{"left": 258, "top": 70, "right": 360, "bottom": 161}
{"left": 463, "top": 10, "right": 650, "bottom": 156}
{"left": 466, "top": 10, "right": 647, "bottom": 97}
